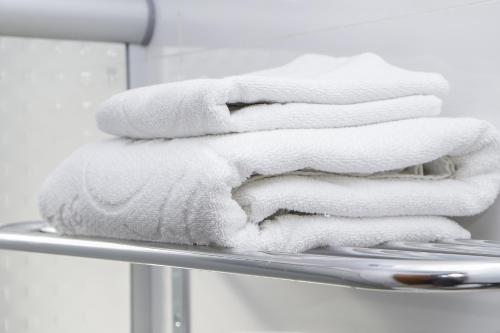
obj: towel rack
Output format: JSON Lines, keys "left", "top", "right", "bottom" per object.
{"left": 0, "top": 0, "right": 154, "bottom": 44}
{"left": 1, "top": 221, "right": 500, "bottom": 292}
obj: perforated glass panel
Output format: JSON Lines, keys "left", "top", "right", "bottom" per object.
{"left": 0, "top": 36, "right": 129, "bottom": 333}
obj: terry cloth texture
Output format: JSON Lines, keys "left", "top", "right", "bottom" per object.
{"left": 38, "top": 117, "right": 500, "bottom": 252}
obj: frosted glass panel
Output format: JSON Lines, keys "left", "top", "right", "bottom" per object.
{"left": 0, "top": 36, "right": 129, "bottom": 333}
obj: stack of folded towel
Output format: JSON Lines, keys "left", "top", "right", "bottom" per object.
{"left": 38, "top": 53, "right": 500, "bottom": 252}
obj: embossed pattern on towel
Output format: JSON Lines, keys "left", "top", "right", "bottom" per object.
{"left": 39, "top": 118, "right": 500, "bottom": 252}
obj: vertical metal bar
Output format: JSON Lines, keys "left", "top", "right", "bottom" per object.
{"left": 131, "top": 264, "right": 153, "bottom": 333}
{"left": 131, "top": 265, "right": 171, "bottom": 333}
{"left": 172, "top": 269, "right": 190, "bottom": 333}
{"left": 127, "top": 41, "right": 161, "bottom": 333}
{"left": 151, "top": 266, "right": 169, "bottom": 333}
{"left": 127, "top": 27, "right": 190, "bottom": 332}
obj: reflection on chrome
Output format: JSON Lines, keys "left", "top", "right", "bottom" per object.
{"left": 1, "top": 221, "right": 500, "bottom": 292}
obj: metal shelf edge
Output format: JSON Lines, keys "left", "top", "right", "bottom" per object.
{"left": 1, "top": 221, "right": 500, "bottom": 292}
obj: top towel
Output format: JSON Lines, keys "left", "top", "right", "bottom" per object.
{"left": 96, "top": 53, "right": 449, "bottom": 139}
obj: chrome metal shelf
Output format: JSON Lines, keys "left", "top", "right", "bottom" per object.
{"left": 1, "top": 221, "right": 500, "bottom": 292}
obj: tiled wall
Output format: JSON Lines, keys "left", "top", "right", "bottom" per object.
{"left": 0, "top": 37, "right": 129, "bottom": 333}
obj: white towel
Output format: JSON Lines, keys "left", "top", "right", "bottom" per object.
{"left": 38, "top": 117, "right": 500, "bottom": 252}
{"left": 96, "top": 53, "right": 448, "bottom": 139}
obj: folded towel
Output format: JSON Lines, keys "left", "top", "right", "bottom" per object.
{"left": 96, "top": 53, "right": 448, "bottom": 139}
{"left": 38, "top": 117, "right": 500, "bottom": 252}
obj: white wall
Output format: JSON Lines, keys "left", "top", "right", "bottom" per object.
{"left": 129, "top": 1, "right": 500, "bottom": 332}
{"left": 0, "top": 37, "right": 129, "bottom": 333}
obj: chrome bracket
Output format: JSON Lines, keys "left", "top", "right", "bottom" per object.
{"left": 172, "top": 269, "right": 190, "bottom": 333}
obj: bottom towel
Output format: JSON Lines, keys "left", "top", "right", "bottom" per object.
{"left": 38, "top": 117, "right": 500, "bottom": 252}
{"left": 229, "top": 215, "right": 469, "bottom": 252}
